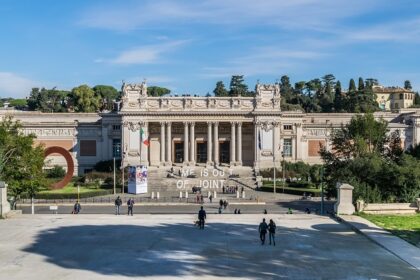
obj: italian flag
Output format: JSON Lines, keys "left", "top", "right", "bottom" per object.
{"left": 140, "top": 127, "right": 150, "bottom": 146}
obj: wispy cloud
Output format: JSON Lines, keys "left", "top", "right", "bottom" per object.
{"left": 107, "top": 40, "right": 189, "bottom": 65}
{"left": 200, "top": 48, "right": 326, "bottom": 78}
{"left": 0, "top": 72, "right": 41, "bottom": 98}
{"left": 78, "top": 0, "right": 379, "bottom": 32}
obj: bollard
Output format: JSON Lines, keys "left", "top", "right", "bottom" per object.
{"left": 179, "top": 191, "right": 183, "bottom": 199}
{"left": 242, "top": 191, "right": 245, "bottom": 199}
{"left": 236, "top": 191, "right": 240, "bottom": 198}
{"left": 213, "top": 190, "right": 217, "bottom": 199}
{"left": 208, "top": 191, "right": 211, "bottom": 198}
{"left": 151, "top": 192, "right": 155, "bottom": 199}
{"left": 185, "top": 191, "right": 188, "bottom": 199}
{"left": 157, "top": 192, "right": 160, "bottom": 200}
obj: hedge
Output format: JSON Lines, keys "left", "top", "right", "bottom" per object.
{"left": 259, "top": 186, "right": 321, "bottom": 197}
{"left": 33, "top": 189, "right": 113, "bottom": 200}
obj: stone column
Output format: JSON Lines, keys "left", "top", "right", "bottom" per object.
{"left": 213, "top": 122, "right": 219, "bottom": 166}
{"left": 140, "top": 122, "right": 149, "bottom": 166}
{"left": 254, "top": 121, "right": 261, "bottom": 170}
{"left": 166, "top": 122, "right": 172, "bottom": 165}
{"left": 230, "top": 122, "right": 236, "bottom": 166}
{"left": 207, "top": 122, "right": 213, "bottom": 165}
{"left": 0, "top": 181, "right": 10, "bottom": 218}
{"left": 334, "top": 183, "right": 355, "bottom": 215}
{"left": 190, "top": 122, "right": 195, "bottom": 165}
{"left": 237, "top": 122, "right": 242, "bottom": 165}
{"left": 273, "top": 122, "right": 280, "bottom": 166}
{"left": 183, "top": 122, "right": 189, "bottom": 165}
{"left": 295, "top": 123, "right": 303, "bottom": 161}
{"left": 160, "top": 122, "right": 166, "bottom": 165}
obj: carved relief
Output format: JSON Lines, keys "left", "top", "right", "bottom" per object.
{"left": 24, "top": 128, "right": 74, "bottom": 137}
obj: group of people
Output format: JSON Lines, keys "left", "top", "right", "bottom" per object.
{"left": 114, "top": 196, "right": 135, "bottom": 216}
{"left": 219, "top": 199, "right": 229, "bottom": 210}
{"left": 222, "top": 186, "right": 243, "bottom": 194}
{"left": 258, "top": 218, "right": 277, "bottom": 246}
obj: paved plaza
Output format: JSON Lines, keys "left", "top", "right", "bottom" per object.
{"left": 0, "top": 214, "right": 418, "bottom": 280}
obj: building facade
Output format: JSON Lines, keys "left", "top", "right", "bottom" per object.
{"left": 1, "top": 82, "right": 420, "bottom": 175}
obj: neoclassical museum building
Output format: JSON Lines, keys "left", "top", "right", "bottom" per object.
{"left": 1, "top": 82, "right": 420, "bottom": 175}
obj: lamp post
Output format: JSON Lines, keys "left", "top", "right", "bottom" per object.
{"left": 282, "top": 151, "right": 285, "bottom": 193}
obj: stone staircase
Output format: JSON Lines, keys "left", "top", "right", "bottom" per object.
{"left": 146, "top": 165, "right": 257, "bottom": 198}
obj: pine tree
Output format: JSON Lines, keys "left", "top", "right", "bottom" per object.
{"left": 213, "top": 81, "right": 228, "bottom": 96}
{"left": 229, "top": 75, "right": 248, "bottom": 96}
{"left": 404, "top": 80, "right": 412, "bottom": 90}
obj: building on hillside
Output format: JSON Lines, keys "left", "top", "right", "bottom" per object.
{"left": 1, "top": 81, "right": 420, "bottom": 175}
{"left": 373, "top": 85, "right": 415, "bottom": 111}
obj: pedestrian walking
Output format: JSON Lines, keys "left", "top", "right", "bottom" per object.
{"left": 209, "top": 194, "right": 213, "bottom": 203}
{"left": 198, "top": 206, "right": 207, "bottom": 229}
{"left": 200, "top": 194, "right": 204, "bottom": 204}
{"left": 258, "top": 218, "right": 268, "bottom": 245}
{"left": 127, "top": 198, "right": 135, "bottom": 216}
{"left": 223, "top": 200, "right": 228, "bottom": 210}
{"left": 268, "top": 219, "right": 276, "bottom": 246}
{"left": 219, "top": 199, "right": 223, "bottom": 208}
{"left": 222, "top": 186, "right": 225, "bottom": 194}
{"left": 72, "top": 201, "right": 81, "bottom": 214}
{"left": 114, "top": 196, "right": 122, "bottom": 215}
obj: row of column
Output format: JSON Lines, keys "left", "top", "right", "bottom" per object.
{"left": 159, "top": 121, "right": 243, "bottom": 166}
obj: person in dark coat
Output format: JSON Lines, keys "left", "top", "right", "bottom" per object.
{"left": 198, "top": 206, "right": 207, "bottom": 229}
{"left": 268, "top": 219, "right": 276, "bottom": 246}
{"left": 258, "top": 218, "right": 268, "bottom": 245}
{"left": 127, "top": 198, "right": 135, "bottom": 216}
{"left": 73, "top": 201, "right": 81, "bottom": 214}
{"left": 115, "top": 196, "right": 122, "bottom": 215}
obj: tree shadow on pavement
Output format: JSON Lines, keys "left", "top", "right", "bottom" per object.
{"left": 22, "top": 221, "right": 418, "bottom": 279}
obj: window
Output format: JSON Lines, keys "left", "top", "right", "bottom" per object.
{"left": 113, "top": 125, "right": 121, "bottom": 131}
{"left": 399, "top": 94, "right": 404, "bottom": 99}
{"left": 283, "top": 125, "right": 293, "bottom": 130}
{"left": 113, "top": 139, "right": 121, "bottom": 158}
{"left": 283, "top": 139, "right": 292, "bottom": 157}
{"left": 80, "top": 140, "right": 96, "bottom": 156}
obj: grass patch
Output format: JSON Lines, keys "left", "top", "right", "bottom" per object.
{"left": 359, "top": 213, "right": 420, "bottom": 247}
{"left": 261, "top": 182, "right": 321, "bottom": 196}
{"left": 35, "top": 183, "right": 113, "bottom": 199}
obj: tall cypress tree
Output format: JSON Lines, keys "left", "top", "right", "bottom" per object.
{"left": 213, "top": 81, "right": 228, "bottom": 96}
{"left": 358, "top": 77, "right": 365, "bottom": 91}
{"left": 404, "top": 80, "right": 412, "bottom": 90}
{"left": 229, "top": 75, "right": 248, "bottom": 96}
{"left": 334, "top": 80, "right": 343, "bottom": 112}
{"left": 349, "top": 79, "right": 356, "bottom": 92}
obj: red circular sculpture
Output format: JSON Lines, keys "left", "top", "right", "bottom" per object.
{"left": 44, "top": 146, "right": 75, "bottom": 189}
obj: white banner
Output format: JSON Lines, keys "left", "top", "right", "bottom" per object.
{"left": 128, "top": 165, "right": 148, "bottom": 194}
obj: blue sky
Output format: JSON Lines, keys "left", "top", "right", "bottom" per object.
{"left": 1, "top": 0, "right": 420, "bottom": 98}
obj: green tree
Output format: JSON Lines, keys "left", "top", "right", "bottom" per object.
{"left": 229, "top": 75, "right": 248, "bottom": 96}
{"left": 147, "top": 86, "right": 170, "bottom": 97}
{"left": 319, "top": 113, "right": 419, "bottom": 202}
{"left": 213, "top": 81, "right": 228, "bottom": 96}
{"left": 0, "top": 116, "right": 45, "bottom": 208}
{"left": 349, "top": 79, "right": 356, "bottom": 92}
{"left": 28, "top": 87, "right": 69, "bottom": 112}
{"left": 358, "top": 77, "right": 365, "bottom": 91}
{"left": 93, "top": 85, "right": 119, "bottom": 111}
{"left": 71, "top": 85, "right": 100, "bottom": 112}
{"left": 404, "top": 80, "right": 412, "bottom": 90}
{"left": 413, "top": 92, "right": 420, "bottom": 107}
{"left": 334, "top": 80, "right": 345, "bottom": 112}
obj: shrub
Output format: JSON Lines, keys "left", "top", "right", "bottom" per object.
{"left": 46, "top": 165, "right": 66, "bottom": 178}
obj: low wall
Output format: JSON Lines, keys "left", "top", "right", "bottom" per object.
{"left": 357, "top": 199, "right": 420, "bottom": 214}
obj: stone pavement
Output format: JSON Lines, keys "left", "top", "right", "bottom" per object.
{"left": 1, "top": 214, "right": 419, "bottom": 279}
{"left": 339, "top": 215, "right": 420, "bottom": 271}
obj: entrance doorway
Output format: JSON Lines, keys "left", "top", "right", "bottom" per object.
{"left": 196, "top": 142, "right": 207, "bottom": 163}
{"left": 219, "top": 141, "right": 230, "bottom": 164}
{"left": 174, "top": 142, "right": 184, "bottom": 163}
